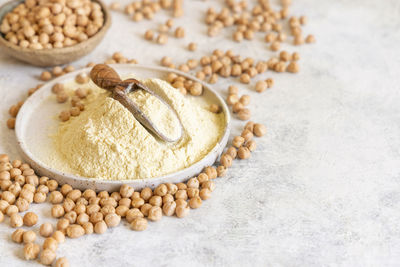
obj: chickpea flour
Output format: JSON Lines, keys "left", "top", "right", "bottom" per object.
{"left": 46, "top": 78, "right": 225, "bottom": 180}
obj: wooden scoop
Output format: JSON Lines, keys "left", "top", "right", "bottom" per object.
{"left": 90, "top": 64, "right": 183, "bottom": 142}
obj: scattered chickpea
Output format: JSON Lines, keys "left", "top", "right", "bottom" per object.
{"left": 199, "top": 188, "right": 212, "bottom": 200}
{"left": 239, "top": 73, "right": 250, "bottom": 84}
{"left": 76, "top": 73, "right": 89, "bottom": 84}
{"left": 174, "top": 27, "right": 185, "bottom": 38}
{"left": 52, "top": 66, "right": 63, "bottom": 77}
{"left": 270, "top": 41, "right": 280, "bottom": 51}
{"left": 105, "top": 213, "right": 121, "bottom": 227}
{"left": 144, "top": 29, "right": 154, "bottom": 41}
{"left": 10, "top": 213, "right": 23, "bottom": 228}
{"left": 175, "top": 205, "right": 189, "bottom": 218}
{"left": 305, "top": 34, "right": 316, "bottom": 43}
{"left": 39, "top": 222, "right": 54, "bottom": 237}
{"left": 130, "top": 217, "right": 147, "bottom": 231}
{"left": 238, "top": 146, "right": 251, "bottom": 159}
{"left": 189, "top": 196, "right": 202, "bottom": 209}
{"left": 190, "top": 82, "right": 203, "bottom": 96}
{"left": 24, "top": 243, "right": 40, "bottom": 260}
{"left": 292, "top": 52, "right": 300, "bottom": 61}
{"left": 188, "top": 42, "right": 197, "bottom": 51}
{"left": 156, "top": 33, "right": 168, "bottom": 44}
{"left": 40, "top": 71, "right": 52, "bottom": 81}
{"left": 11, "top": 228, "right": 25, "bottom": 243}
{"left": 253, "top": 123, "right": 267, "bottom": 137}
{"left": 40, "top": 248, "right": 56, "bottom": 266}
{"left": 238, "top": 108, "right": 251, "bottom": 120}
{"left": 55, "top": 257, "right": 69, "bottom": 267}
{"left": 204, "top": 166, "right": 217, "bottom": 179}
{"left": 52, "top": 231, "right": 65, "bottom": 243}
{"left": 23, "top": 211, "right": 38, "bottom": 227}
{"left": 43, "top": 237, "right": 58, "bottom": 251}
{"left": 7, "top": 118, "right": 16, "bottom": 129}
{"left": 66, "top": 224, "right": 85, "bottom": 238}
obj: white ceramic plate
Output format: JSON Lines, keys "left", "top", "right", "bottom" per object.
{"left": 15, "top": 64, "right": 230, "bottom": 192}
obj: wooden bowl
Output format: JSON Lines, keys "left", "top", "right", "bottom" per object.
{"left": 0, "top": 0, "right": 111, "bottom": 67}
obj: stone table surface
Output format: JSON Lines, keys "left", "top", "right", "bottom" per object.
{"left": 0, "top": 0, "right": 399, "bottom": 266}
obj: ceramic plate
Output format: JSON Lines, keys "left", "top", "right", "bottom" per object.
{"left": 15, "top": 64, "right": 230, "bottom": 191}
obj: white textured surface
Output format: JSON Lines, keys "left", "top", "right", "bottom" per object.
{"left": 1, "top": 0, "right": 400, "bottom": 266}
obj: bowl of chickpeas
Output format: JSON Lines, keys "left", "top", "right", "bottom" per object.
{"left": 0, "top": 0, "right": 111, "bottom": 67}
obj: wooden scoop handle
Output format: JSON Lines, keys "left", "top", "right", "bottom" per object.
{"left": 90, "top": 64, "right": 122, "bottom": 91}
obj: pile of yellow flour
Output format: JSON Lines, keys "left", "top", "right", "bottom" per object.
{"left": 51, "top": 78, "right": 225, "bottom": 180}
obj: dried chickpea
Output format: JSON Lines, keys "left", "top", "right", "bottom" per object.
{"left": 187, "top": 178, "right": 199, "bottom": 189}
{"left": 94, "top": 220, "right": 107, "bottom": 234}
{"left": 233, "top": 136, "right": 245, "bottom": 148}
{"left": 66, "top": 224, "right": 85, "bottom": 238}
{"left": 175, "top": 189, "right": 187, "bottom": 200}
{"left": 305, "top": 34, "right": 316, "bottom": 43}
{"left": 130, "top": 217, "right": 147, "bottom": 231}
{"left": 82, "top": 222, "right": 93, "bottom": 235}
{"left": 55, "top": 257, "right": 69, "bottom": 267}
{"left": 175, "top": 205, "right": 189, "bottom": 218}
{"left": 174, "top": 27, "right": 185, "bottom": 38}
{"left": 12, "top": 228, "right": 25, "bottom": 243}
{"left": 187, "top": 188, "right": 199, "bottom": 199}
{"left": 10, "top": 213, "right": 23, "bottom": 227}
{"left": 292, "top": 52, "right": 300, "bottom": 61}
{"left": 43, "top": 237, "right": 58, "bottom": 251}
{"left": 197, "top": 173, "right": 209, "bottom": 184}
{"left": 238, "top": 108, "right": 251, "bottom": 120}
{"left": 40, "top": 71, "right": 52, "bottom": 81}
{"left": 199, "top": 188, "right": 212, "bottom": 200}
{"left": 144, "top": 29, "right": 154, "bottom": 41}
{"left": 140, "top": 187, "right": 153, "bottom": 201}
{"left": 154, "top": 184, "right": 168, "bottom": 196}
{"left": 52, "top": 231, "right": 65, "bottom": 243}
{"left": 253, "top": 123, "right": 267, "bottom": 137}
{"left": 188, "top": 42, "right": 197, "bottom": 51}
{"left": 52, "top": 66, "right": 63, "bottom": 77}
{"left": 166, "top": 183, "right": 178, "bottom": 195}
{"left": 270, "top": 41, "right": 280, "bottom": 51}
{"left": 238, "top": 146, "right": 251, "bottom": 159}
{"left": 161, "top": 56, "right": 172, "bottom": 67}
{"left": 140, "top": 203, "right": 152, "bottom": 217}
{"left": 150, "top": 30, "right": 165, "bottom": 43}
{"left": 220, "top": 154, "right": 233, "bottom": 168}
{"left": 40, "top": 223, "right": 54, "bottom": 237}
{"left": 51, "top": 204, "right": 65, "bottom": 218}
{"left": 204, "top": 166, "right": 217, "bottom": 179}
{"left": 59, "top": 110, "right": 70, "bottom": 122}
{"left": 56, "top": 93, "right": 68, "bottom": 103}
{"left": 23, "top": 212, "right": 38, "bottom": 227}
{"left": 255, "top": 80, "right": 267, "bottom": 93}
{"left": 148, "top": 206, "right": 162, "bottom": 221}
{"left": 105, "top": 213, "right": 121, "bottom": 227}
{"left": 7, "top": 118, "right": 16, "bottom": 129}
{"left": 216, "top": 165, "right": 226, "bottom": 177}
{"left": 24, "top": 243, "right": 40, "bottom": 260}
{"left": 49, "top": 191, "right": 63, "bottom": 204}
{"left": 242, "top": 129, "right": 254, "bottom": 142}
{"left": 162, "top": 201, "right": 176, "bottom": 216}
{"left": 239, "top": 73, "right": 250, "bottom": 84}
{"left": 246, "top": 140, "right": 257, "bottom": 151}
{"left": 57, "top": 218, "right": 69, "bottom": 232}
{"left": 202, "top": 180, "right": 216, "bottom": 192}
{"left": 190, "top": 82, "right": 203, "bottom": 96}
{"left": 189, "top": 196, "right": 202, "bottom": 209}
{"left": 40, "top": 249, "right": 56, "bottom": 266}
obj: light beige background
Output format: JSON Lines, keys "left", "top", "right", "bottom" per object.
{"left": 0, "top": 0, "right": 399, "bottom": 266}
